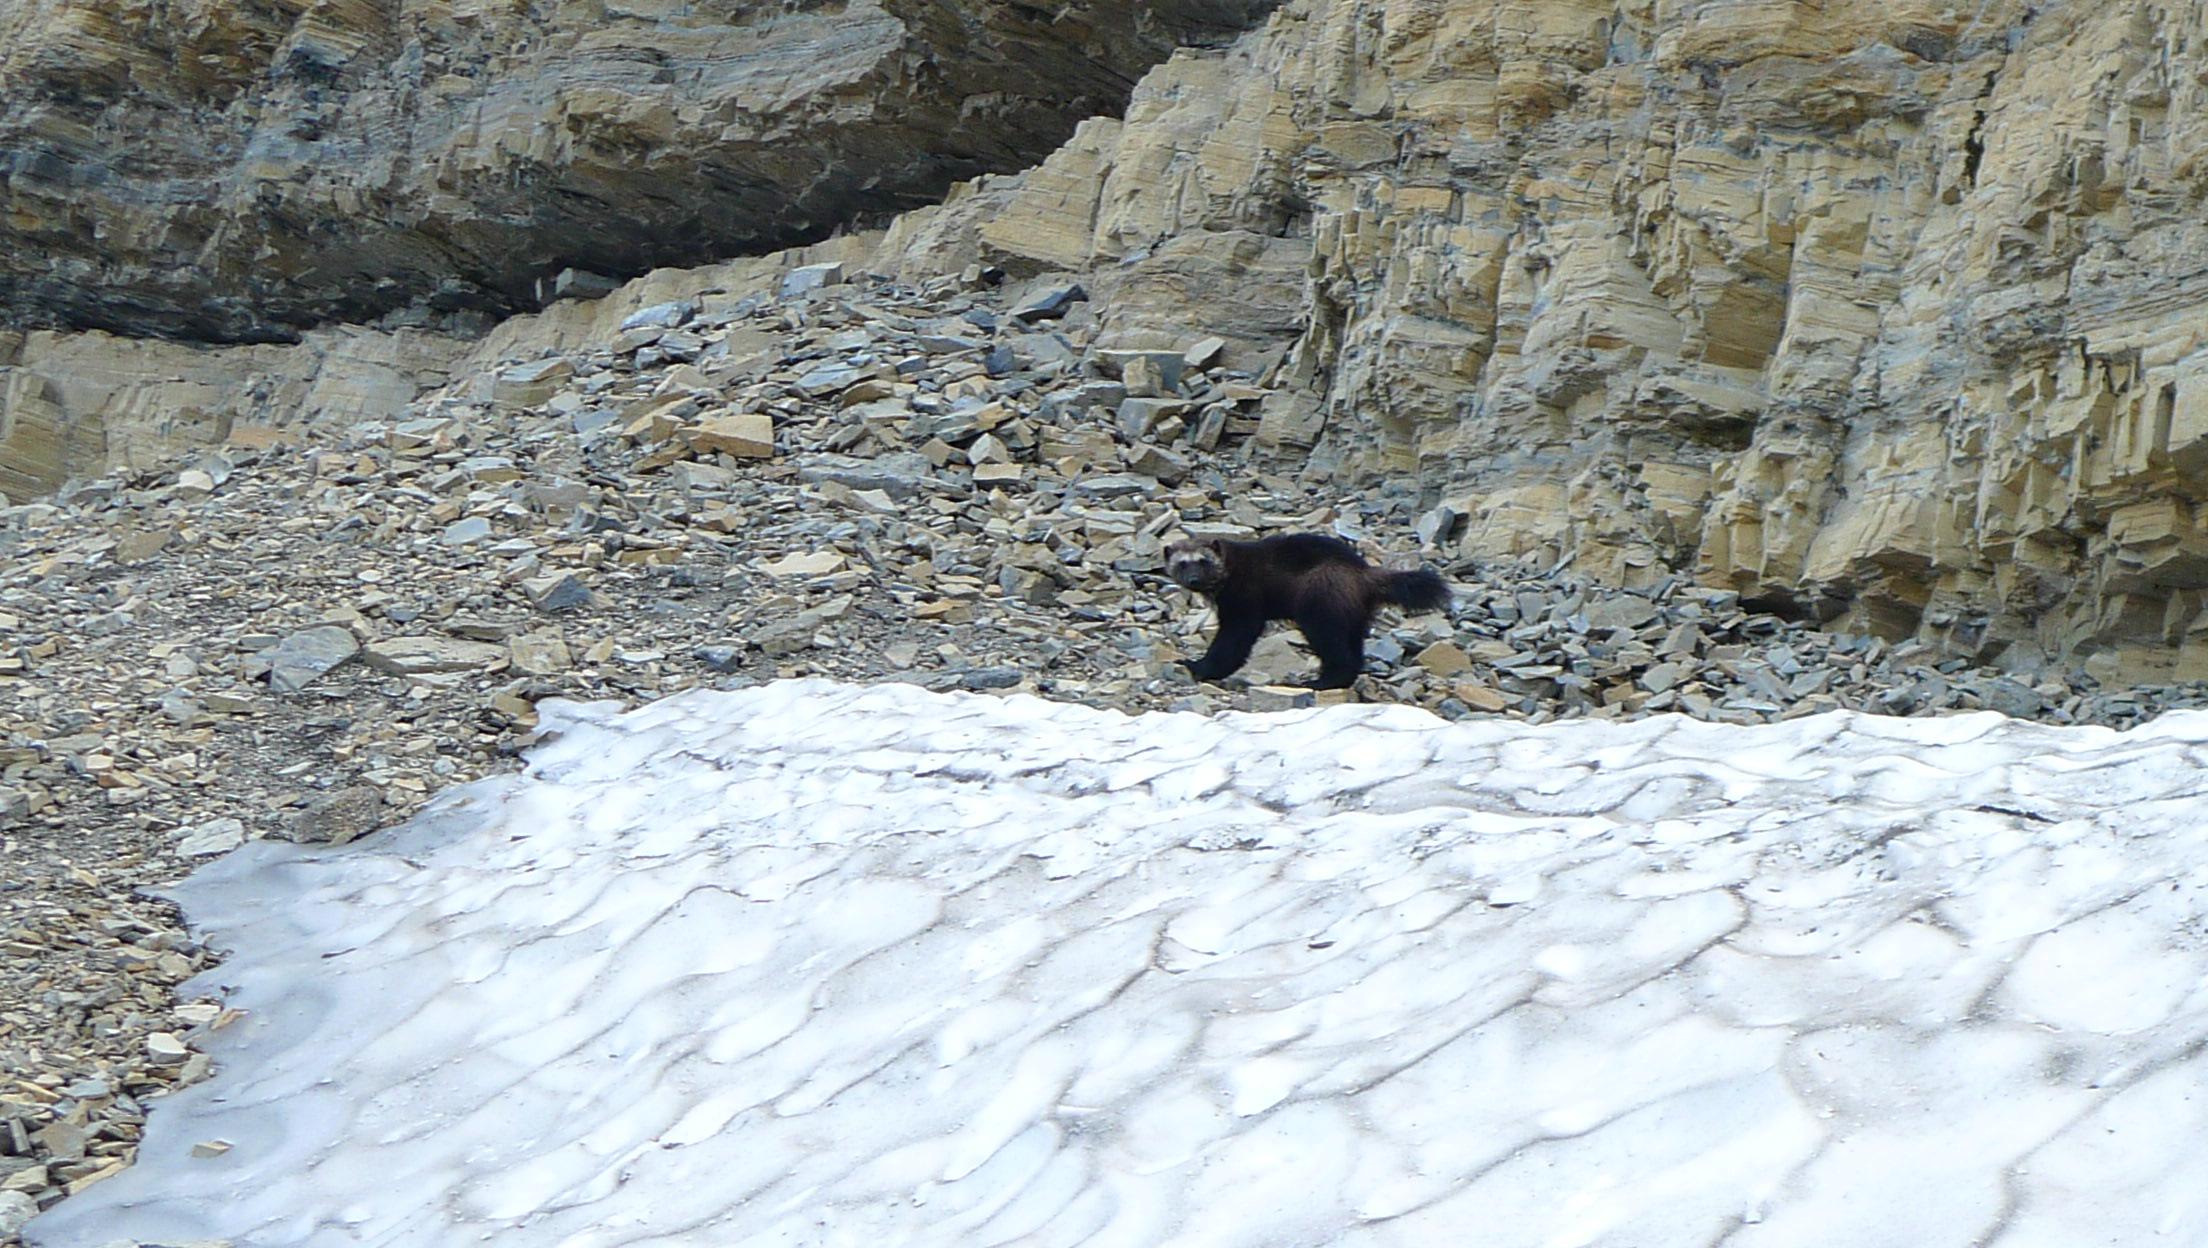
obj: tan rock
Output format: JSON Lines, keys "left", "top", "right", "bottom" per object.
{"left": 688, "top": 413, "right": 775, "bottom": 460}
{"left": 1451, "top": 680, "right": 1513, "bottom": 714}
{"left": 758, "top": 551, "right": 847, "bottom": 578}
{"left": 113, "top": 527, "right": 175, "bottom": 565}
{"left": 1414, "top": 641, "right": 1472, "bottom": 677}
{"left": 1246, "top": 685, "right": 1317, "bottom": 712}
{"left": 362, "top": 637, "right": 506, "bottom": 675}
{"left": 508, "top": 631, "right": 573, "bottom": 676}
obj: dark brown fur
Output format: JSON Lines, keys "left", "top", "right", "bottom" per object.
{"left": 1165, "top": 533, "right": 1450, "bottom": 689}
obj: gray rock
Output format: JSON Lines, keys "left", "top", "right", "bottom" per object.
{"left": 1639, "top": 662, "right": 1687, "bottom": 694}
{"left": 260, "top": 625, "right": 360, "bottom": 694}
{"left": 613, "top": 325, "right": 667, "bottom": 352}
{"left": 0, "top": 1190, "right": 35, "bottom": 1239}
{"left": 540, "top": 267, "right": 620, "bottom": 303}
{"left": 620, "top": 301, "right": 694, "bottom": 332}
{"left": 749, "top": 617, "right": 818, "bottom": 658}
{"left": 961, "top": 666, "right": 1023, "bottom": 690}
{"left": 779, "top": 261, "right": 845, "bottom": 298}
{"left": 797, "top": 452, "right": 940, "bottom": 501}
{"left": 0, "top": 786, "right": 26, "bottom": 826}
{"left": 793, "top": 362, "right": 866, "bottom": 396}
{"left": 1009, "top": 330, "right": 1077, "bottom": 368}
{"left": 652, "top": 330, "right": 706, "bottom": 362}
{"left": 1183, "top": 335, "right": 1227, "bottom": 368}
{"left": 158, "top": 687, "right": 203, "bottom": 725}
{"left": 907, "top": 410, "right": 982, "bottom": 444}
{"left": 694, "top": 644, "right": 744, "bottom": 672}
{"left": 1246, "top": 685, "right": 1318, "bottom": 711}
{"left": 1584, "top": 595, "right": 1659, "bottom": 630}
{"left": 1787, "top": 669, "right": 1833, "bottom": 697}
{"left": 33, "top": 1120, "right": 87, "bottom": 1163}
{"left": 918, "top": 333, "right": 986, "bottom": 354}
{"left": 59, "top": 1077, "right": 109, "bottom": 1100}
{"left": 1191, "top": 404, "right": 1229, "bottom": 451}
{"left": 174, "top": 817, "right": 247, "bottom": 857}
{"left": 447, "top": 617, "right": 521, "bottom": 642}
{"left": 440, "top": 516, "right": 492, "bottom": 546}
{"left": 1072, "top": 473, "right": 1155, "bottom": 501}
{"left": 1122, "top": 354, "right": 1171, "bottom": 397}
{"left": 523, "top": 573, "right": 594, "bottom": 613}
{"left": 1976, "top": 677, "right": 2046, "bottom": 718}
{"left": 1011, "top": 283, "right": 1087, "bottom": 322}
{"left": 289, "top": 785, "right": 385, "bottom": 845}
{"left": 1416, "top": 503, "right": 1464, "bottom": 548}
{"left": 1125, "top": 444, "right": 1191, "bottom": 482}
{"left": 1068, "top": 381, "right": 1129, "bottom": 410}
{"left": 501, "top": 358, "right": 571, "bottom": 385}
{"left": 1096, "top": 349, "right": 1186, "bottom": 392}
{"left": 1117, "top": 397, "right": 1189, "bottom": 440}
{"left": 1657, "top": 623, "right": 1704, "bottom": 657}
{"left": 571, "top": 408, "right": 620, "bottom": 437}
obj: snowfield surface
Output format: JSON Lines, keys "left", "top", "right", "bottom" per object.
{"left": 29, "top": 680, "right": 2208, "bottom": 1247}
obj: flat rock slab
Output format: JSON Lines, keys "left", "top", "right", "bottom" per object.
{"left": 756, "top": 551, "right": 846, "bottom": 578}
{"left": 779, "top": 262, "right": 845, "bottom": 298}
{"left": 361, "top": 636, "right": 506, "bottom": 675}
{"left": 258, "top": 626, "right": 360, "bottom": 694}
{"left": 172, "top": 818, "right": 246, "bottom": 858}
{"left": 792, "top": 362, "right": 867, "bottom": 397}
{"left": 508, "top": 631, "right": 573, "bottom": 676}
{"left": 688, "top": 413, "right": 774, "bottom": 459}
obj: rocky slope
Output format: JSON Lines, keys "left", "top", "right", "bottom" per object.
{"left": 12, "top": 0, "right": 2208, "bottom": 687}
{"left": 9, "top": 264, "right": 2208, "bottom": 1241}
{"left": 0, "top": 0, "right": 1276, "bottom": 343}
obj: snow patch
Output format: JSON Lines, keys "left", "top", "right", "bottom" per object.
{"left": 29, "top": 681, "right": 2208, "bottom": 1247}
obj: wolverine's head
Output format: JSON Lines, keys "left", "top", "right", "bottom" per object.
{"left": 1165, "top": 538, "right": 1227, "bottom": 594}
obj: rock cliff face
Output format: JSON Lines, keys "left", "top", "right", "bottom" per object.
{"left": 892, "top": 0, "right": 2208, "bottom": 683}
{"left": 0, "top": 326, "right": 468, "bottom": 502}
{"left": 10, "top": 0, "right": 2208, "bottom": 684}
{"left": 0, "top": 0, "right": 1275, "bottom": 342}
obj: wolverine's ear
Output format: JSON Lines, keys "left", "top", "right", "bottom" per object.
{"left": 1207, "top": 537, "right": 1226, "bottom": 553}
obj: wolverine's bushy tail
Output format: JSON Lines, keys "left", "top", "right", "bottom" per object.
{"left": 1381, "top": 568, "right": 1451, "bottom": 613}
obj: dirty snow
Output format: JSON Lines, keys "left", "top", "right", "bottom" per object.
{"left": 28, "top": 681, "right": 2208, "bottom": 1246}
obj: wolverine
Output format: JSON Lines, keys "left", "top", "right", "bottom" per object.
{"left": 1164, "top": 533, "right": 1451, "bottom": 690}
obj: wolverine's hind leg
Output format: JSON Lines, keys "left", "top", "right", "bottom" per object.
{"left": 1294, "top": 602, "right": 1369, "bottom": 690}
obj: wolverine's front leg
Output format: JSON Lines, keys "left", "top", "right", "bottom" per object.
{"left": 1180, "top": 612, "right": 1264, "bottom": 682}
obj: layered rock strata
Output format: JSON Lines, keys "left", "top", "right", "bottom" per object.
{"left": 892, "top": 0, "right": 2208, "bottom": 684}
{"left": 0, "top": 0, "right": 1276, "bottom": 342}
